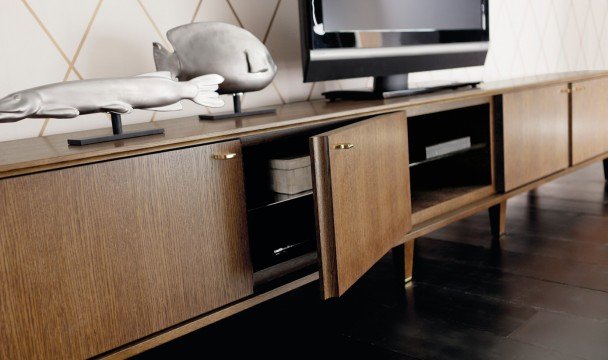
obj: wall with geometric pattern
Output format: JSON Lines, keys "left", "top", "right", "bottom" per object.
{"left": 0, "top": 0, "right": 606, "bottom": 142}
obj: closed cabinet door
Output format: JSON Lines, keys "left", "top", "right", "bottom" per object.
{"left": 571, "top": 77, "right": 608, "bottom": 165}
{"left": 0, "top": 141, "right": 253, "bottom": 359}
{"left": 499, "top": 84, "right": 570, "bottom": 191}
{"left": 310, "top": 112, "right": 412, "bottom": 299}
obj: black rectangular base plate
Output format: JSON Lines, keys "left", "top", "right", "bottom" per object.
{"left": 323, "top": 82, "right": 481, "bottom": 101}
{"left": 199, "top": 108, "right": 276, "bottom": 120}
{"left": 67, "top": 128, "right": 165, "bottom": 146}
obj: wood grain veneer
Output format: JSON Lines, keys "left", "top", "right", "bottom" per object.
{"left": 0, "top": 141, "right": 253, "bottom": 359}
{"left": 571, "top": 77, "right": 608, "bottom": 165}
{"left": 500, "top": 84, "right": 570, "bottom": 191}
{"left": 310, "top": 136, "right": 339, "bottom": 299}
{"left": 311, "top": 112, "right": 412, "bottom": 298}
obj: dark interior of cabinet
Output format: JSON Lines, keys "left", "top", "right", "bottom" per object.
{"left": 242, "top": 121, "right": 356, "bottom": 288}
{"left": 408, "top": 104, "right": 492, "bottom": 213}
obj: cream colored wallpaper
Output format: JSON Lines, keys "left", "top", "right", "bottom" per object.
{"left": 0, "top": 0, "right": 606, "bottom": 142}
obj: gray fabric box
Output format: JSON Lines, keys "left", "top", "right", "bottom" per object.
{"left": 269, "top": 155, "right": 313, "bottom": 194}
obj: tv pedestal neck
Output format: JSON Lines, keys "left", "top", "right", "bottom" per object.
{"left": 322, "top": 74, "right": 480, "bottom": 101}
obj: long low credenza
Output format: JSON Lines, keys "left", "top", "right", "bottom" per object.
{"left": 1, "top": 71, "right": 608, "bottom": 359}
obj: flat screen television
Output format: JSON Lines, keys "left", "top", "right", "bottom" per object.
{"left": 299, "top": 0, "right": 490, "bottom": 100}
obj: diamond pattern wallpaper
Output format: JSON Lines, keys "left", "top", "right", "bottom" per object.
{"left": 0, "top": 0, "right": 606, "bottom": 142}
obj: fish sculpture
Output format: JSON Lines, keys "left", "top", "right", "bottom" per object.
{"left": 153, "top": 22, "right": 277, "bottom": 94}
{"left": 0, "top": 71, "right": 224, "bottom": 123}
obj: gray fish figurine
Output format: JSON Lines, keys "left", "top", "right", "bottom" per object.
{"left": 153, "top": 22, "right": 277, "bottom": 94}
{"left": 0, "top": 72, "right": 224, "bottom": 123}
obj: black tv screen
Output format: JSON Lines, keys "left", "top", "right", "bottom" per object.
{"left": 300, "top": 0, "right": 490, "bottom": 83}
{"left": 322, "top": 0, "right": 484, "bottom": 32}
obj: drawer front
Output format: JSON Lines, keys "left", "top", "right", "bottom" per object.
{"left": 310, "top": 112, "right": 412, "bottom": 299}
{"left": 571, "top": 77, "right": 608, "bottom": 165}
{"left": 0, "top": 141, "right": 252, "bottom": 359}
{"left": 500, "top": 84, "right": 570, "bottom": 191}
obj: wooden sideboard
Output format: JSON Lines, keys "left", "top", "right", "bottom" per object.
{"left": 1, "top": 71, "right": 608, "bottom": 359}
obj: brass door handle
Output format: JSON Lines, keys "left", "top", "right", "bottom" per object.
{"left": 560, "top": 88, "right": 572, "bottom": 94}
{"left": 335, "top": 143, "right": 355, "bottom": 150}
{"left": 574, "top": 86, "right": 586, "bottom": 92}
{"left": 211, "top": 153, "right": 237, "bottom": 160}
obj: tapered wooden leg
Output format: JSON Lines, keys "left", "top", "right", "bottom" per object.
{"left": 603, "top": 159, "right": 608, "bottom": 181}
{"left": 489, "top": 201, "right": 507, "bottom": 238}
{"left": 404, "top": 239, "right": 415, "bottom": 283}
{"left": 393, "top": 239, "right": 415, "bottom": 283}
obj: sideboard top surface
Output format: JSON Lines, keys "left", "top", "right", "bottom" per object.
{"left": 1, "top": 71, "right": 606, "bottom": 178}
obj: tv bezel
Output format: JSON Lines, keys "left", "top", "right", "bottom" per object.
{"left": 299, "top": 0, "right": 490, "bottom": 83}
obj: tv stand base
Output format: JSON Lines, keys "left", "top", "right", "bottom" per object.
{"left": 323, "top": 81, "right": 481, "bottom": 101}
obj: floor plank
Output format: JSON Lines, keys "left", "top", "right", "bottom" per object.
{"left": 509, "top": 311, "right": 608, "bottom": 360}
{"left": 417, "top": 237, "right": 608, "bottom": 292}
{"left": 416, "top": 259, "right": 608, "bottom": 321}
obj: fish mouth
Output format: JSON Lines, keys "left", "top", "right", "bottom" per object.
{"left": 0, "top": 110, "right": 30, "bottom": 123}
{"left": 0, "top": 108, "right": 26, "bottom": 113}
{"left": 0, "top": 100, "right": 25, "bottom": 114}
{"left": 0, "top": 95, "right": 37, "bottom": 121}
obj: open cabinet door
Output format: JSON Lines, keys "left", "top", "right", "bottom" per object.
{"left": 310, "top": 111, "right": 412, "bottom": 299}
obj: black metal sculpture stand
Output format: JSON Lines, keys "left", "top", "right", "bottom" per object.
{"left": 67, "top": 113, "right": 165, "bottom": 146}
{"left": 199, "top": 93, "right": 276, "bottom": 120}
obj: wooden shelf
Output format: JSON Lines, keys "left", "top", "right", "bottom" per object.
{"left": 412, "top": 184, "right": 495, "bottom": 224}
{"left": 410, "top": 143, "right": 487, "bottom": 168}
{"left": 247, "top": 190, "right": 313, "bottom": 212}
{"left": 412, "top": 184, "right": 486, "bottom": 212}
{"left": 253, "top": 252, "right": 318, "bottom": 288}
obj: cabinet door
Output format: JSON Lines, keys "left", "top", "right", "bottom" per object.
{"left": 500, "top": 84, "right": 570, "bottom": 191}
{"left": 310, "top": 112, "right": 412, "bottom": 299}
{"left": 572, "top": 77, "right": 608, "bottom": 165}
{"left": 0, "top": 141, "right": 252, "bottom": 359}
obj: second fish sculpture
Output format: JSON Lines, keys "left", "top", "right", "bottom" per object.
{"left": 0, "top": 71, "right": 224, "bottom": 145}
{"left": 153, "top": 22, "right": 278, "bottom": 120}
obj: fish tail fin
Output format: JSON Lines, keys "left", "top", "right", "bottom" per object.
{"left": 190, "top": 74, "right": 225, "bottom": 108}
{"left": 153, "top": 42, "right": 180, "bottom": 79}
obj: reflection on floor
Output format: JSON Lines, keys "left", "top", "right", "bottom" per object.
{"left": 137, "top": 163, "right": 608, "bottom": 360}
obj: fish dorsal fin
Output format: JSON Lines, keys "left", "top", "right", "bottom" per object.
{"left": 136, "top": 71, "right": 173, "bottom": 79}
{"left": 246, "top": 49, "right": 270, "bottom": 74}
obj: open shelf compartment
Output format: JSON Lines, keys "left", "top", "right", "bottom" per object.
{"left": 408, "top": 103, "right": 495, "bottom": 224}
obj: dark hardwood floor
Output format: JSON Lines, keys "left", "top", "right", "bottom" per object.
{"left": 137, "top": 163, "right": 608, "bottom": 360}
